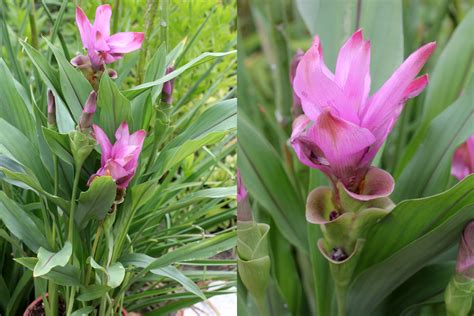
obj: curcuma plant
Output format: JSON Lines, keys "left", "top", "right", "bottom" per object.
{"left": 0, "top": 1, "right": 236, "bottom": 315}
{"left": 238, "top": 0, "right": 473, "bottom": 315}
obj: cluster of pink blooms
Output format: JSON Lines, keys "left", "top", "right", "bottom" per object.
{"left": 290, "top": 29, "right": 436, "bottom": 199}
{"left": 71, "top": 5, "right": 148, "bottom": 190}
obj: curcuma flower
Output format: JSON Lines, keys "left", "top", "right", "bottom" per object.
{"left": 451, "top": 135, "right": 474, "bottom": 181}
{"left": 291, "top": 30, "right": 435, "bottom": 198}
{"left": 161, "top": 66, "right": 175, "bottom": 105}
{"left": 89, "top": 122, "right": 146, "bottom": 189}
{"left": 75, "top": 5, "right": 144, "bottom": 69}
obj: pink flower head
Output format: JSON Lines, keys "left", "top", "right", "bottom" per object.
{"left": 89, "top": 122, "right": 146, "bottom": 189}
{"left": 237, "top": 170, "right": 248, "bottom": 202}
{"left": 291, "top": 30, "right": 435, "bottom": 195}
{"left": 76, "top": 5, "right": 144, "bottom": 69}
{"left": 456, "top": 221, "right": 474, "bottom": 279}
{"left": 451, "top": 135, "right": 474, "bottom": 181}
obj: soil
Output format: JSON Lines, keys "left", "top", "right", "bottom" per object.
{"left": 24, "top": 297, "right": 66, "bottom": 316}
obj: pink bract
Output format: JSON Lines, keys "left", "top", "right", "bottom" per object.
{"left": 456, "top": 221, "right": 474, "bottom": 279}
{"left": 76, "top": 5, "right": 144, "bottom": 69}
{"left": 291, "top": 29, "right": 435, "bottom": 195}
{"left": 89, "top": 123, "right": 146, "bottom": 189}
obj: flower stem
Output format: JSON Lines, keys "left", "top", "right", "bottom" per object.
{"left": 85, "top": 222, "right": 104, "bottom": 286}
{"left": 68, "top": 166, "right": 82, "bottom": 258}
{"left": 48, "top": 282, "right": 58, "bottom": 316}
{"left": 335, "top": 284, "right": 348, "bottom": 316}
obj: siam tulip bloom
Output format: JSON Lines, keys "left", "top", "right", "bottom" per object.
{"left": 451, "top": 135, "right": 474, "bottom": 181}
{"left": 89, "top": 122, "right": 146, "bottom": 189}
{"left": 75, "top": 5, "right": 144, "bottom": 69}
{"left": 456, "top": 221, "right": 474, "bottom": 279}
{"left": 291, "top": 29, "right": 436, "bottom": 198}
{"left": 161, "top": 66, "right": 175, "bottom": 105}
{"left": 79, "top": 91, "right": 97, "bottom": 130}
{"left": 289, "top": 49, "right": 304, "bottom": 115}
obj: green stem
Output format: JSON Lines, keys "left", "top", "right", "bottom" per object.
{"left": 28, "top": 0, "right": 38, "bottom": 49}
{"left": 161, "top": 0, "right": 168, "bottom": 50}
{"left": 66, "top": 287, "right": 75, "bottom": 316}
{"left": 335, "top": 284, "right": 347, "bottom": 316}
{"left": 68, "top": 166, "right": 82, "bottom": 258}
{"left": 99, "top": 296, "right": 107, "bottom": 316}
{"left": 84, "top": 222, "right": 104, "bottom": 286}
{"left": 255, "top": 295, "right": 270, "bottom": 316}
{"left": 48, "top": 282, "right": 58, "bottom": 316}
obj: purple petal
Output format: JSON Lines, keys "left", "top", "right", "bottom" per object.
{"left": 451, "top": 136, "right": 474, "bottom": 181}
{"left": 92, "top": 124, "right": 112, "bottom": 165}
{"left": 115, "top": 122, "right": 130, "bottom": 142}
{"left": 361, "top": 42, "right": 436, "bottom": 139}
{"left": 93, "top": 4, "right": 112, "bottom": 38}
{"left": 293, "top": 36, "right": 358, "bottom": 124}
{"left": 308, "top": 110, "right": 375, "bottom": 186}
{"left": 76, "top": 7, "right": 94, "bottom": 50}
{"left": 335, "top": 29, "right": 371, "bottom": 114}
{"left": 107, "top": 32, "right": 145, "bottom": 54}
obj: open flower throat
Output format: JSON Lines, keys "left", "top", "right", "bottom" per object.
{"left": 291, "top": 30, "right": 436, "bottom": 199}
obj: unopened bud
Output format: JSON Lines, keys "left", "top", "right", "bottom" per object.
{"left": 79, "top": 91, "right": 97, "bottom": 130}
{"left": 107, "top": 68, "right": 118, "bottom": 80}
{"left": 161, "top": 66, "right": 175, "bottom": 105}
{"left": 47, "top": 90, "right": 56, "bottom": 127}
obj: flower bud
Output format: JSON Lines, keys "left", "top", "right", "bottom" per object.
{"left": 47, "top": 90, "right": 56, "bottom": 127}
{"left": 237, "top": 170, "right": 252, "bottom": 221}
{"left": 70, "top": 54, "right": 92, "bottom": 69}
{"left": 161, "top": 66, "right": 175, "bottom": 105}
{"left": 456, "top": 221, "right": 474, "bottom": 279}
{"left": 79, "top": 91, "right": 97, "bottom": 130}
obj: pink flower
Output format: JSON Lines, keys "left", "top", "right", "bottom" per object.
{"left": 451, "top": 135, "right": 474, "bottom": 181}
{"left": 89, "top": 122, "right": 146, "bottom": 189}
{"left": 456, "top": 221, "right": 474, "bottom": 279}
{"left": 76, "top": 5, "right": 144, "bottom": 69}
{"left": 291, "top": 30, "right": 435, "bottom": 196}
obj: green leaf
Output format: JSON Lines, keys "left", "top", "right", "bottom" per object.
{"left": 346, "top": 175, "right": 474, "bottom": 315}
{"left": 239, "top": 113, "right": 308, "bottom": 252}
{"left": 0, "top": 192, "right": 48, "bottom": 252}
{"left": 0, "top": 167, "right": 69, "bottom": 211}
{"left": 19, "top": 40, "right": 61, "bottom": 98}
{"left": 15, "top": 257, "right": 81, "bottom": 286}
{"left": 0, "top": 59, "right": 35, "bottom": 140}
{"left": 144, "top": 43, "right": 168, "bottom": 104}
{"left": 77, "top": 285, "right": 111, "bottom": 302}
{"left": 97, "top": 73, "right": 133, "bottom": 139}
{"left": 46, "top": 39, "right": 94, "bottom": 121}
{"left": 421, "top": 9, "right": 474, "bottom": 127}
{"left": 121, "top": 253, "right": 206, "bottom": 300}
{"left": 122, "top": 231, "right": 235, "bottom": 273}
{"left": 0, "top": 118, "right": 51, "bottom": 190}
{"left": 34, "top": 242, "right": 72, "bottom": 277}
{"left": 393, "top": 81, "right": 474, "bottom": 200}
{"left": 124, "top": 51, "right": 236, "bottom": 99}
{"left": 75, "top": 176, "right": 117, "bottom": 230}
{"left": 149, "top": 99, "right": 236, "bottom": 176}
{"left": 71, "top": 306, "right": 95, "bottom": 316}
{"left": 106, "top": 262, "right": 125, "bottom": 288}
{"left": 42, "top": 127, "right": 73, "bottom": 165}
